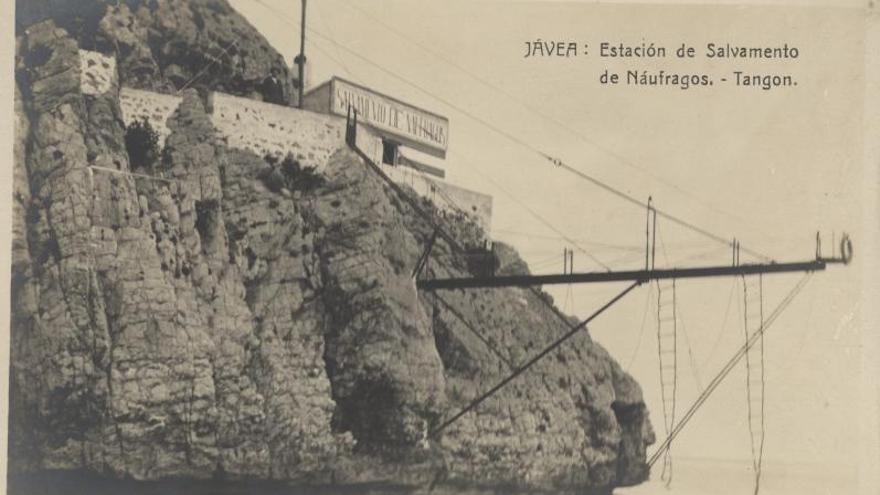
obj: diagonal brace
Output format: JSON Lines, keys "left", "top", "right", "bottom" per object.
{"left": 429, "top": 280, "right": 642, "bottom": 438}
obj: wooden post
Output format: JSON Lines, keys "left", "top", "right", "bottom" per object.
{"left": 296, "top": 0, "right": 307, "bottom": 108}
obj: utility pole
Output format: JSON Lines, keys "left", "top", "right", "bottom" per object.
{"left": 294, "top": 0, "right": 307, "bottom": 108}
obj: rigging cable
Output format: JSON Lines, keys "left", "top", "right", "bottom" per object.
{"left": 308, "top": 39, "right": 355, "bottom": 79}
{"left": 177, "top": 39, "right": 239, "bottom": 93}
{"left": 626, "top": 285, "right": 653, "bottom": 371}
{"left": 413, "top": 123, "right": 614, "bottom": 272}
{"left": 346, "top": 119, "right": 581, "bottom": 336}
{"left": 742, "top": 273, "right": 766, "bottom": 495}
{"left": 494, "top": 228, "right": 644, "bottom": 253}
{"left": 313, "top": 1, "right": 356, "bottom": 78}
{"left": 546, "top": 158, "right": 773, "bottom": 262}
{"left": 444, "top": 148, "right": 612, "bottom": 271}
{"left": 332, "top": 0, "right": 754, "bottom": 229}
{"left": 701, "top": 278, "right": 738, "bottom": 371}
{"left": 648, "top": 272, "right": 812, "bottom": 468}
{"left": 677, "top": 316, "right": 705, "bottom": 391}
{"left": 248, "top": 0, "right": 772, "bottom": 264}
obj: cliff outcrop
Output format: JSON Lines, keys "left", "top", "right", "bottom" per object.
{"left": 17, "top": 0, "right": 294, "bottom": 98}
{"left": 10, "top": 3, "right": 654, "bottom": 493}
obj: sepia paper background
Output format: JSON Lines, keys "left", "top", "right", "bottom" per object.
{"left": 1, "top": 0, "right": 878, "bottom": 494}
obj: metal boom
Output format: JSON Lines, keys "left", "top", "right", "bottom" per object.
{"left": 417, "top": 257, "right": 849, "bottom": 291}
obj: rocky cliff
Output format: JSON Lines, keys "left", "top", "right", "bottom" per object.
{"left": 17, "top": 0, "right": 295, "bottom": 98}
{"left": 9, "top": 2, "right": 654, "bottom": 493}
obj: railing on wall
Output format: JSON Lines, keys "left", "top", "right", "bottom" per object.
{"left": 345, "top": 104, "right": 358, "bottom": 148}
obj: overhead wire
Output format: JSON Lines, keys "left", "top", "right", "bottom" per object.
{"left": 626, "top": 285, "right": 653, "bottom": 372}
{"left": 668, "top": 244, "right": 731, "bottom": 267}
{"left": 341, "top": 98, "right": 581, "bottom": 333}
{"left": 678, "top": 314, "right": 704, "bottom": 391}
{"left": 529, "top": 256, "right": 570, "bottom": 271}
{"left": 249, "top": 0, "right": 774, "bottom": 265}
{"left": 700, "top": 278, "right": 738, "bottom": 372}
{"left": 336, "top": 111, "right": 645, "bottom": 436}
{"left": 550, "top": 160, "right": 773, "bottom": 263}
{"left": 231, "top": 2, "right": 836, "bottom": 465}
{"left": 494, "top": 228, "right": 644, "bottom": 252}
{"left": 444, "top": 148, "right": 613, "bottom": 271}
{"left": 177, "top": 39, "right": 239, "bottom": 93}
{"left": 308, "top": 39, "right": 355, "bottom": 79}
{"left": 290, "top": 38, "right": 484, "bottom": 254}
{"left": 741, "top": 273, "right": 766, "bottom": 495}
{"left": 308, "top": 1, "right": 773, "bottom": 263}
{"left": 313, "top": 1, "right": 356, "bottom": 78}
{"left": 403, "top": 122, "right": 616, "bottom": 272}
{"left": 332, "top": 0, "right": 755, "bottom": 230}
{"left": 316, "top": 24, "right": 773, "bottom": 263}
{"left": 604, "top": 250, "right": 656, "bottom": 267}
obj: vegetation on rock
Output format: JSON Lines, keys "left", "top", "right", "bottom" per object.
{"left": 259, "top": 152, "right": 325, "bottom": 193}
{"left": 124, "top": 118, "right": 160, "bottom": 170}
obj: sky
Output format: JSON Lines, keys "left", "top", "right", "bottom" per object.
{"left": 227, "top": 0, "right": 872, "bottom": 492}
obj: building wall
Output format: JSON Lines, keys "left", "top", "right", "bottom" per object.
{"left": 438, "top": 180, "right": 493, "bottom": 237}
{"left": 355, "top": 124, "right": 384, "bottom": 166}
{"left": 119, "top": 88, "right": 183, "bottom": 149}
{"left": 211, "top": 92, "right": 349, "bottom": 171}
{"left": 301, "top": 80, "right": 332, "bottom": 114}
{"left": 86, "top": 45, "right": 491, "bottom": 235}
{"left": 382, "top": 164, "right": 493, "bottom": 237}
{"left": 80, "top": 49, "right": 116, "bottom": 96}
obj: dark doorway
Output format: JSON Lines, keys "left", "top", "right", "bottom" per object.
{"left": 382, "top": 140, "right": 399, "bottom": 166}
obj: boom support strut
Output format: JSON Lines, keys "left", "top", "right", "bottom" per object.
{"left": 429, "top": 281, "right": 641, "bottom": 438}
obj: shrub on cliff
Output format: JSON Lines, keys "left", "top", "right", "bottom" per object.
{"left": 280, "top": 154, "right": 324, "bottom": 191}
{"left": 259, "top": 153, "right": 325, "bottom": 192}
{"left": 124, "top": 118, "right": 160, "bottom": 170}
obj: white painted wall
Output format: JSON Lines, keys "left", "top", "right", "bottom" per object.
{"left": 79, "top": 45, "right": 493, "bottom": 233}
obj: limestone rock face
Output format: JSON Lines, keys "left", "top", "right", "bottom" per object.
{"left": 10, "top": 9, "right": 654, "bottom": 493}
{"left": 18, "top": 0, "right": 294, "bottom": 99}
{"left": 407, "top": 238, "right": 655, "bottom": 489}
{"left": 310, "top": 152, "right": 448, "bottom": 451}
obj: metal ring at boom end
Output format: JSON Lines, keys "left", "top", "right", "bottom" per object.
{"left": 840, "top": 233, "right": 853, "bottom": 264}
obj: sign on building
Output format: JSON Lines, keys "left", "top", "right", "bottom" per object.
{"left": 303, "top": 77, "right": 449, "bottom": 159}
